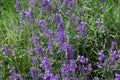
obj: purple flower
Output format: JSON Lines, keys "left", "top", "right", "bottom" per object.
{"left": 55, "top": 31, "right": 66, "bottom": 46}
{"left": 63, "top": 0, "right": 76, "bottom": 8}
{"left": 32, "top": 56, "right": 38, "bottom": 64}
{"left": 39, "top": 20, "right": 53, "bottom": 38}
{"left": 110, "top": 41, "right": 116, "bottom": 52}
{"left": 98, "top": 50, "right": 105, "bottom": 61}
{"left": 15, "top": 0, "right": 21, "bottom": 11}
{"left": 40, "top": 0, "right": 52, "bottom": 11}
{"left": 93, "top": 77, "right": 99, "bottom": 80}
{"left": 62, "top": 42, "right": 74, "bottom": 57}
{"left": 8, "top": 66, "right": 15, "bottom": 72}
{"left": 110, "top": 51, "right": 117, "bottom": 61}
{"left": 66, "top": 10, "right": 72, "bottom": 17}
{"left": 69, "top": 60, "right": 77, "bottom": 74}
{"left": 43, "top": 73, "right": 53, "bottom": 80}
{"left": 20, "top": 9, "right": 35, "bottom": 22}
{"left": 9, "top": 72, "right": 20, "bottom": 80}
{"left": 97, "top": 62, "right": 103, "bottom": 69}
{"left": 30, "top": 67, "right": 38, "bottom": 79}
{"left": 77, "top": 55, "right": 88, "bottom": 64}
{"left": 86, "top": 63, "right": 92, "bottom": 71}
{"left": 70, "top": 77, "right": 79, "bottom": 80}
{"left": 56, "top": 13, "right": 62, "bottom": 25}
{"left": 39, "top": 20, "right": 47, "bottom": 30}
{"left": 30, "top": 36, "right": 39, "bottom": 46}
{"left": 28, "top": 8, "right": 35, "bottom": 22}
{"left": 76, "top": 21, "right": 87, "bottom": 38}
{"left": 96, "top": 19, "right": 102, "bottom": 27}
{"left": 54, "top": 74, "right": 60, "bottom": 80}
{"left": 61, "top": 63, "right": 70, "bottom": 77}
{"left": 35, "top": 46, "right": 43, "bottom": 54}
{"left": 40, "top": 56, "right": 52, "bottom": 73}
{"left": 28, "top": 48, "right": 34, "bottom": 55}
{"left": 21, "top": 77, "right": 27, "bottom": 80}
{"left": 114, "top": 73, "right": 120, "bottom": 80}
{"left": 57, "top": 1, "right": 62, "bottom": 9}
{"left": 2, "top": 44, "right": 9, "bottom": 55}
{"left": 48, "top": 40, "right": 53, "bottom": 52}
{"left": 61, "top": 60, "right": 77, "bottom": 77}
{"left": 79, "top": 8, "right": 84, "bottom": 12}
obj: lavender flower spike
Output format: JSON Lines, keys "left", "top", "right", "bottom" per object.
{"left": 2, "top": 44, "right": 9, "bottom": 55}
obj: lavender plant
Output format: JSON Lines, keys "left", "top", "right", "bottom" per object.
{"left": 0, "top": 0, "right": 120, "bottom": 80}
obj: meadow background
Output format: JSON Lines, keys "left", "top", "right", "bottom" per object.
{"left": 0, "top": 0, "right": 120, "bottom": 80}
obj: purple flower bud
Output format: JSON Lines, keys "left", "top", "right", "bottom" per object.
{"left": 9, "top": 72, "right": 20, "bottom": 80}
{"left": 40, "top": 0, "right": 52, "bottom": 11}
{"left": 66, "top": 10, "right": 72, "bottom": 17}
{"left": 77, "top": 55, "right": 88, "bottom": 64}
{"left": 39, "top": 20, "right": 47, "bottom": 30}
{"left": 110, "top": 41, "right": 116, "bottom": 52}
{"left": 110, "top": 51, "right": 117, "bottom": 61}
{"left": 15, "top": 0, "right": 21, "bottom": 11}
{"left": 30, "top": 67, "right": 38, "bottom": 79}
{"left": 115, "top": 73, "right": 120, "bottom": 80}
{"left": 87, "top": 63, "right": 92, "bottom": 71}
{"left": 79, "top": 8, "right": 84, "bottom": 12}
{"left": 32, "top": 56, "right": 37, "bottom": 64}
{"left": 54, "top": 74, "right": 60, "bottom": 80}
{"left": 62, "top": 42, "right": 74, "bottom": 57}
{"left": 43, "top": 73, "right": 53, "bottom": 80}
{"left": 40, "top": 55, "right": 52, "bottom": 73}
{"left": 30, "top": 36, "right": 39, "bottom": 46}
{"left": 96, "top": 19, "right": 102, "bottom": 27}
{"left": 98, "top": 50, "right": 105, "bottom": 61}
{"left": 35, "top": 46, "right": 43, "bottom": 54}
{"left": 93, "top": 77, "right": 99, "bottom": 80}
{"left": 48, "top": 40, "right": 53, "bottom": 52}
{"left": 28, "top": 48, "right": 34, "bottom": 55}
{"left": 56, "top": 13, "right": 62, "bottom": 25}
{"left": 63, "top": 0, "right": 76, "bottom": 8}
{"left": 76, "top": 21, "right": 87, "bottom": 37}
{"left": 57, "top": 1, "right": 62, "bottom": 9}
{"left": 2, "top": 44, "right": 9, "bottom": 55}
